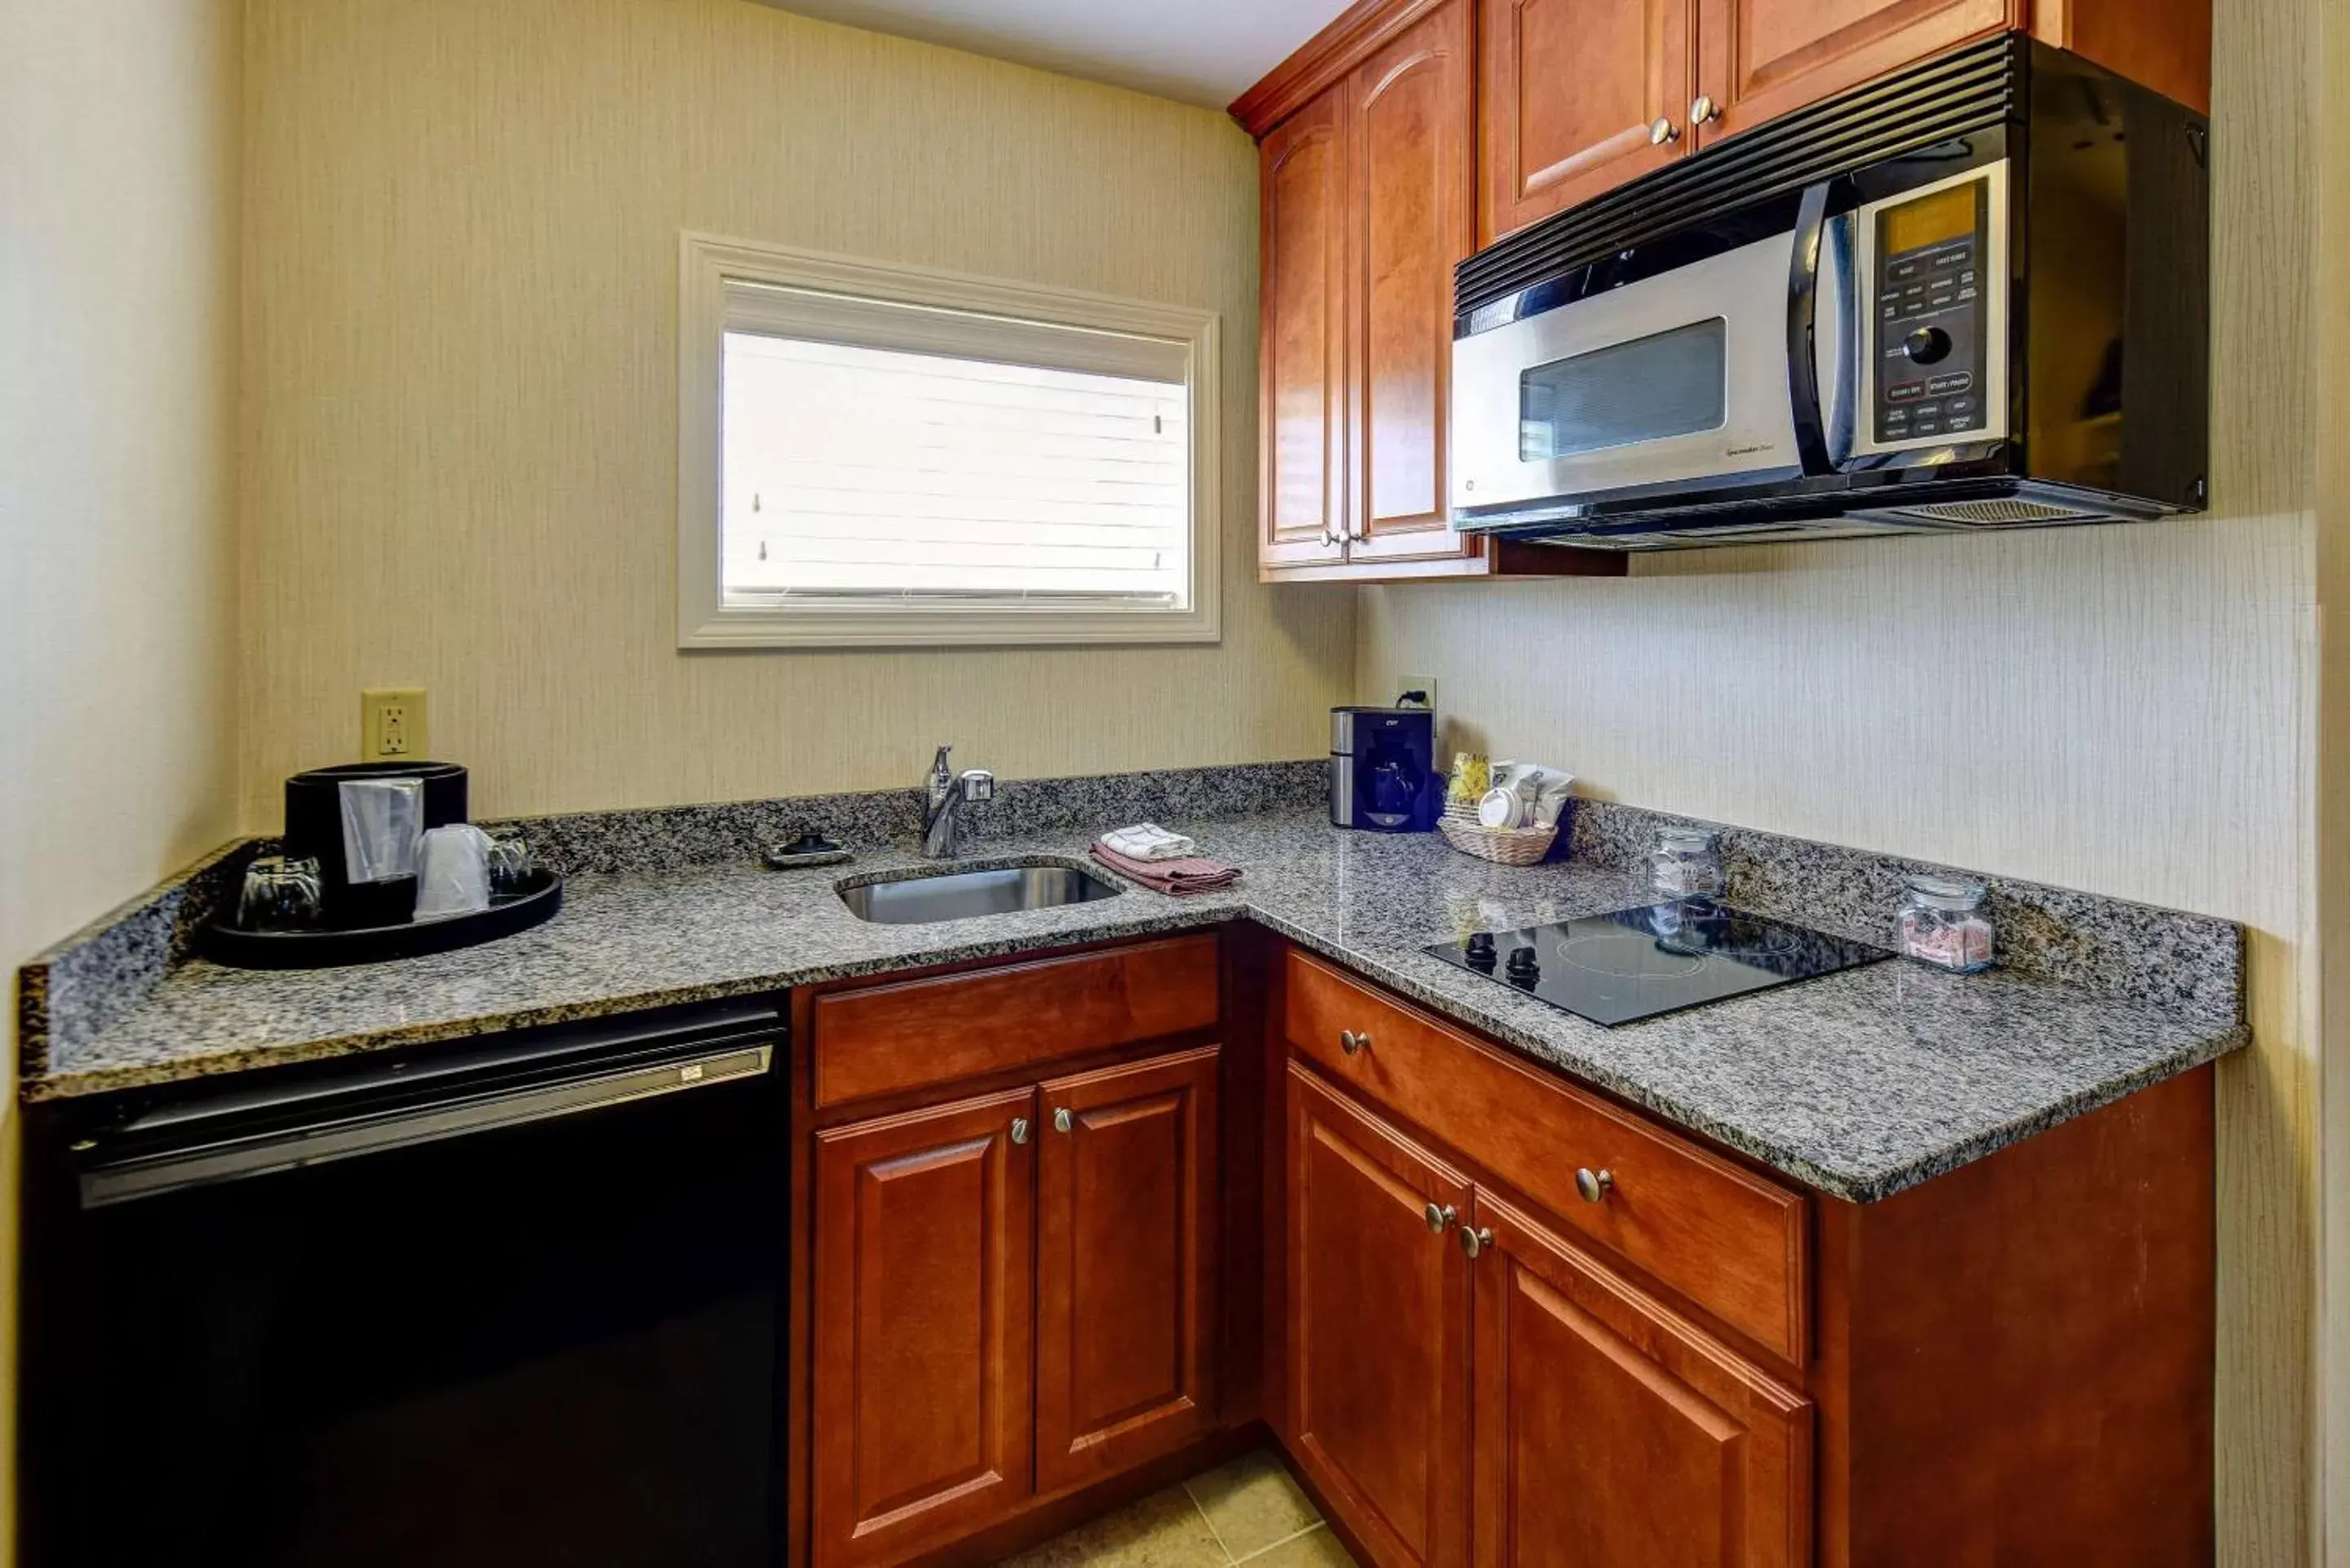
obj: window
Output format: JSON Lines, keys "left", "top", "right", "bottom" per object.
{"left": 678, "top": 235, "right": 1221, "bottom": 647}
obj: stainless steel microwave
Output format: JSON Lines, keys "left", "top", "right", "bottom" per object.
{"left": 1449, "top": 37, "right": 2210, "bottom": 550}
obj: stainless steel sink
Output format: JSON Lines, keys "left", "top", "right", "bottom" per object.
{"left": 837, "top": 862, "right": 1124, "bottom": 924}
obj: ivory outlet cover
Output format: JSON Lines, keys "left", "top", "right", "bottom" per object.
{"left": 361, "top": 688, "right": 428, "bottom": 760}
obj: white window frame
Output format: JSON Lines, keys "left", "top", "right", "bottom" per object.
{"left": 677, "top": 233, "right": 1222, "bottom": 649}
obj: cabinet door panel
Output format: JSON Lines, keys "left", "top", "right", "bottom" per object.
{"left": 1347, "top": 0, "right": 1476, "bottom": 565}
{"left": 1470, "top": 1190, "right": 1811, "bottom": 1568}
{"left": 1035, "top": 1046, "right": 1221, "bottom": 1490}
{"left": 1261, "top": 89, "right": 1350, "bottom": 569}
{"left": 1480, "top": 0, "right": 1693, "bottom": 241}
{"left": 1286, "top": 1063, "right": 1471, "bottom": 1568}
{"left": 813, "top": 1089, "right": 1035, "bottom": 1568}
{"left": 1695, "top": 0, "right": 2011, "bottom": 147}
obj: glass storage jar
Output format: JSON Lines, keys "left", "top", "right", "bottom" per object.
{"left": 1648, "top": 827, "right": 1725, "bottom": 899}
{"left": 1899, "top": 875, "right": 1994, "bottom": 972}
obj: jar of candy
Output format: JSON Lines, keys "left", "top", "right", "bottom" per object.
{"left": 1899, "top": 875, "right": 1994, "bottom": 972}
{"left": 1648, "top": 827, "right": 1725, "bottom": 899}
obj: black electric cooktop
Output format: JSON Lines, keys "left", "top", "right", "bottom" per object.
{"left": 1426, "top": 899, "right": 1892, "bottom": 1027}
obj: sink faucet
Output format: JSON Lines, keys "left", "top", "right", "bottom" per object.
{"left": 921, "top": 744, "right": 995, "bottom": 859}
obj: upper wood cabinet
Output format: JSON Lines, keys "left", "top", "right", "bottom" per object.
{"left": 1253, "top": 1, "right": 1625, "bottom": 584}
{"left": 1693, "top": 0, "right": 2013, "bottom": 150}
{"left": 1239, "top": 0, "right": 2210, "bottom": 244}
{"left": 1344, "top": 1, "right": 1479, "bottom": 567}
{"left": 1479, "top": 0, "right": 1694, "bottom": 241}
{"left": 1260, "top": 91, "right": 1351, "bottom": 572}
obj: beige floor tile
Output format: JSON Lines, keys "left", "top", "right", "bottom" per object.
{"left": 995, "top": 1484, "right": 1228, "bottom": 1568}
{"left": 1233, "top": 1524, "right": 1358, "bottom": 1567}
{"left": 1183, "top": 1451, "right": 1322, "bottom": 1560}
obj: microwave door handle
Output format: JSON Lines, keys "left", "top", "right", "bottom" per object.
{"left": 1785, "top": 179, "right": 1835, "bottom": 475}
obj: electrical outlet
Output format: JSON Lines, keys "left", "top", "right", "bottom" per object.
{"left": 1399, "top": 675, "right": 1439, "bottom": 712}
{"left": 361, "top": 688, "right": 428, "bottom": 760}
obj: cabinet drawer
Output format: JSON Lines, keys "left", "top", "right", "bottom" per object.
{"left": 1284, "top": 947, "right": 1808, "bottom": 1363}
{"left": 813, "top": 935, "right": 1221, "bottom": 1109}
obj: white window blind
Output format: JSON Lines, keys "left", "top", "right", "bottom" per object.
{"left": 676, "top": 235, "right": 1222, "bottom": 649}
{"left": 721, "top": 333, "right": 1190, "bottom": 605}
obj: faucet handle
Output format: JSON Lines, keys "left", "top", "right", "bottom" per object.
{"left": 960, "top": 768, "right": 995, "bottom": 803}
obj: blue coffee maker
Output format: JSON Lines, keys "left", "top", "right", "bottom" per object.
{"left": 1330, "top": 702, "right": 1440, "bottom": 832}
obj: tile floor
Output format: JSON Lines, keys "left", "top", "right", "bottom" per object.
{"left": 999, "top": 1451, "right": 1357, "bottom": 1568}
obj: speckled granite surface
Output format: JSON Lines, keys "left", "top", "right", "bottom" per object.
{"left": 16, "top": 769, "right": 2246, "bottom": 1203}
{"left": 1571, "top": 800, "right": 2245, "bottom": 1032}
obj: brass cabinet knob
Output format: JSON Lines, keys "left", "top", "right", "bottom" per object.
{"left": 1011, "top": 1118, "right": 1031, "bottom": 1145}
{"left": 1423, "top": 1203, "right": 1457, "bottom": 1234}
{"left": 1692, "top": 94, "right": 1721, "bottom": 125}
{"left": 1459, "top": 1225, "right": 1495, "bottom": 1260}
{"left": 1053, "top": 1107, "right": 1073, "bottom": 1134}
{"left": 1340, "top": 1029, "right": 1370, "bottom": 1056}
{"left": 1649, "top": 117, "right": 1681, "bottom": 145}
{"left": 1576, "top": 1167, "right": 1616, "bottom": 1203}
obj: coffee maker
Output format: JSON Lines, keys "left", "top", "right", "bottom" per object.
{"left": 1330, "top": 701, "right": 1439, "bottom": 832}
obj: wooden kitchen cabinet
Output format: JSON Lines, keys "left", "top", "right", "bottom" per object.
{"left": 800, "top": 933, "right": 1235, "bottom": 1568}
{"left": 811, "top": 1087, "right": 1037, "bottom": 1568}
{"left": 1692, "top": 0, "right": 2013, "bottom": 151}
{"left": 1251, "top": 2, "right": 1625, "bottom": 584}
{"left": 1241, "top": 0, "right": 2210, "bottom": 246}
{"left": 1035, "top": 1047, "right": 1223, "bottom": 1491}
{"left": 1478, "top": 0, "right": 1695, "bottom": 241}
{"left": 1342, "top": 0, "right": 1477, "bottom": 568}
{"left": 1284, "top": 1063, "right": 1472, "bottom": 1568}
{"left": 1260, "top": 89, "right": 1350, "bottom": 572}
{"left": 1469, "top": 1189, "right": 1811, "bottom": 1568}
{"left": 1282, "top": 1056, "right": 1811, "bottom": 1568}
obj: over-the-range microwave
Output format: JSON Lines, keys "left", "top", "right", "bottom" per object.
{"left": 1450, "top": 37, "right": 2210, "bottom": 551}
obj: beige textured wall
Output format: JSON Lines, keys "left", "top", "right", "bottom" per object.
{"left": 0, "top": 0, "right": 246, "bottom": 1558}
{"left": 237, "top": 0, "right": 1353, "bottom": 827}
{"left": 1359, "top": 2, "right": 2324, "bottom": 1558}
{"left": 2316, "top": 0, "right": 2350, "bottom": 1549}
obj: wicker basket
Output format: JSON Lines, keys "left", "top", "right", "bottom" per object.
{"left": 1437, "top": 804, "right": 1559, "bottom": 866}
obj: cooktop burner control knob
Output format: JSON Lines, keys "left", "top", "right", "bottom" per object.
{"left": 1505, "top": 944, "right": 1540, "bottom": 983}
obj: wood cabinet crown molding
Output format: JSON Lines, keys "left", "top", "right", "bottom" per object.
{"left": 1228, "top": 0, "right": 1453, "bottom": 137}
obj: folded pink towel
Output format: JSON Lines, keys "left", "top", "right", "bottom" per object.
{"left": 1090, "top": 842, "right": 1242, "bottom": 895}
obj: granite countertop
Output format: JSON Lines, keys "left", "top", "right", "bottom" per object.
{"left": 20, "top": 800, "right": 2247, "bottom": 1203}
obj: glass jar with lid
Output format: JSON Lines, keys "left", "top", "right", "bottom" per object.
{"left": 1899, "top": 875, "right": 1994, "bottom": 972}
{"left": 1648, "top": 827, "right": 1725, "bottom": 899}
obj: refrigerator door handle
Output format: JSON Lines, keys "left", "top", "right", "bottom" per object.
{"left": 79, "top": 1042, "right": 774, "bottom": 1207}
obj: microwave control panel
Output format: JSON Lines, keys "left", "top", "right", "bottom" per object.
{"left": 1864, "top": 174, "right": 1994, "bottom": 448}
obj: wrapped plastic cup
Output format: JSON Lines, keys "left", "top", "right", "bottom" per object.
{"left": 415, "top": 824, "right": 494, "bottom": 919}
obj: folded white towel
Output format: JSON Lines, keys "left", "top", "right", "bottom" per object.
{"left": 1100, "top": 822, "right": 1195, "bottom": 862}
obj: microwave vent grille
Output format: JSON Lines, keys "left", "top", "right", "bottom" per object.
{"left": 1857, "top": 498, "right": 2103, "bottom": 527}
{"left": 1456, "top": 33, "right": 2021, "bottom": 319}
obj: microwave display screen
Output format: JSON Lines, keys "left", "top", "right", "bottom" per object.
{"left": 1519, "top": 317, "right": 1727, "bottom": 462}
{"left": 1882, "top": 184, "right": 1978, "bottom": 255}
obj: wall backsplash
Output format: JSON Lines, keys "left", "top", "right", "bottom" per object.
{"left": 237, "top": 0, "right": 1352, "bottom": 830}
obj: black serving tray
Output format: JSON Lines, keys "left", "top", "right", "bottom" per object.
{"left": 197, "top": 870, "right": 563, "bottom": 970}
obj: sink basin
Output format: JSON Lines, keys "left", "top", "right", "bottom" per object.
{"left": 837, "top": 862, "right": 1124, "bottom": 924}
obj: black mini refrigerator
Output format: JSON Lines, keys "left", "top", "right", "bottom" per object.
{"left": 20, "top": 1000, "right": 789, "bottom": 1568}
{"left": 1330, "top": 706, "right": 1441, "bottom": 831}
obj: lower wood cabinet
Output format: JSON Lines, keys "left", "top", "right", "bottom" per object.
{"left": 812, "top": 1087, "right": 1038, "bottom": 1568}
{"left": 1035, "top": 1048, "right": 1222, "bottom": 1491}
{"left": 1470, "top": 1189, "right": 1811, "bottom": 1568}
{"left": 1285, "top": 1064, "right": 1472, "bottom": 1568}
{"left": 812, "top": 1047, "right": 1222, "bottom": 1568}
{"left": 1284, "top": 1061, "right": 1807, "bottom": 1568}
